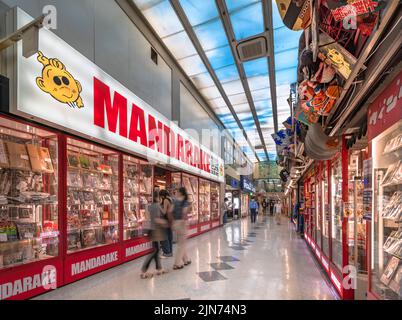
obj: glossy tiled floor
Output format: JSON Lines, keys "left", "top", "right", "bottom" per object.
{"left": 35, "top": 216, "right": 338, "bottom": 300}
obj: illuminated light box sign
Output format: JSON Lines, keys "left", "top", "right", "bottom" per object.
{"left": 11, "top": 8, "right": 224, "bottom": 183}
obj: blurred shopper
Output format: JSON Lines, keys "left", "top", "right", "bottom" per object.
{"left": 141, "top": 191, "right": 169, "bottom": 279}
{"left": 249, "top": 197, "right": 258, "bottom": 223}
{"left": 172, "top": 187, "right": 191, "bottom": 270}
{"left": 269, "top": 200, "right": 274, "bottom": 216}
{"left": 262, "top": 199, "right": 268, "bottom": 215}
{"left": 159, "top": 190, "right": 173, "bottom": 258}
{"left": 223, "top": 197, "right": 229, "bottom": 224}
{"left": 274, "top": 200, "right": 283, "bottom": 225}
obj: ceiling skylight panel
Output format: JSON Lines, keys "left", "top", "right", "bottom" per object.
{"left": 243, "top": 57, "right": 268, "bottom": 77}
{"left": 193, "top": 19, "right": 230, "bottom": 51}
{"left": 226, "top": 0, "right": 260, "bottom": 12}
{"left": 274, "top": 27, "right": 302, "bottom": 53}
{"left": 275, "top": 67, "right": 298, "bottom": 86}
{"left": 163, "top": 31, "right": 197, "bottom": 59}
{"left": 199, "top": 85, "right": 221, "bottom": 100}
{"left": 215, "top": 64, "right": 240, "bottom": 83}
{"left": 228, "top": 93, "right": 248, "bottom": 106}
{"left": 205, "top": 45, "right": 235, "bottom": 70}
{"left": 275, "top": 48, "right": 299, "bottom": 72}
{"left": 178, "top": 54, "right": 208, "bottom": 76}
{"left": 190, "top": 72, "right": 215, "bottom": 89}
{"left": 179, "top": 0, "right": 219, "bottom": 26}
{"left": 247, "top": 74, "right": 270, "bottom": 92}
{"left": 229, "top": 2, "right": 264, "bottom": 41}
{"left": 139, "top": 0, "right": 184, "bottom": 38}
{"left": 221, "top": 80, "right": 245, "bottom": 96}
{"left": 251, "top": 88, "right": 270, "bottom": 101}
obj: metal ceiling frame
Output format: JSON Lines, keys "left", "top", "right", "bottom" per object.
{"left": 169, "top": 0, "right": 260, "bottom": 162}
{"left": 215, "top": 0, "right": 270, "bottom": 161}
{"left": 261, "top": 0, "right": 279, "bottom": 134}
{"left": 120, "top": 0, "right": 253, "bottom": 164}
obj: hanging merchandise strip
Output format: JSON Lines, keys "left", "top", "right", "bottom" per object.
{"left": 8, "top": 8, "right": 224, "bottom": 183}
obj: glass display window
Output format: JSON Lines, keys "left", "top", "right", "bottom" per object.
{"left": 168, "top": 172, "right": 181, "bottom": 196}
{"left": 0, "top": 116, "right": 59, "bottom": 270}
{"left": 210, "top": 182, "right": 220, "bottom": 221}
{"left": 123, "top": 155, "right": 142, "bottom": 241}
{"left": 66, "top": 138, "right": 119, "bottom": 253}
{"left": 199, "top": 179, "right": 211, "bottom": 223}
{"left": 316, "top": 165, "right": 322, "bottom": 249}
{"left": 322, "top": 161, "right": 330, "bottom": 257}
{"left": 241, "top": 193, "right": 249, "bottom": 217}
{"left": 182, "top": 174, "right": 199, "bottom": 226}
{"left": 371, "top": 121, "right": 402, "bottom": 300}
{"left": 331, "top": 157, "right": 343, "bottom": 271}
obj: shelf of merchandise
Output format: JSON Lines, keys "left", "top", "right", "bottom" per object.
{"left": 368, "top": 121, "right": 402, "bottom": 300}
{"left": 198, "top": 179, "right": 211, "bottom": 234}
{"left": 182, "top": 173, "right": 199, "bottom": 237}
{"left": 210, "top": 182, "right": 220, "bottom": 229}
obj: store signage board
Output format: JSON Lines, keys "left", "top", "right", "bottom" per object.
{"left": 240, "top": 176, "right": 256, "bottom": 193}
{"left": 11, "top": 8, "right": 224, "bottom": 183}
{"left": 367, "top": 70, "right": 402, "bottom": 140}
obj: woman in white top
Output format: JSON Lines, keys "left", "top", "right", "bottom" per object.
{"left": 274, "top": 201, "right": 282, "bottom": 225}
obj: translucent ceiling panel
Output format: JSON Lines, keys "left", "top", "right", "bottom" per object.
{"left": 276, "top": 84, "right": 291, "bottom": 97}
{"left": 178, "top": 54, "right": 208, "bottom": 76}
{"left": 215, "top": 64, "right": 239, "bottom": 84}
{"left": 191, "top": 72, "right": 215, "bottom": 89}
{"left": 134, "top": 0, "right": 164, "bottom": 11}
{"left": 229, "top": 2, "right": 264, "bottom": 41}
{"left": 228, "top": 93, "right": 248, "bottom": 106}
{"left": 199, "top": 85, "right": 221, "bottom": 100}
{"left": 254, "top": 99, "right": 272, "bottom": 113}
{"left": 275, "top": 48, "right": 299, "bottom": 72}
{"left": 179, "top": 0, "right": 219, "bottom": 26}
{"left": 139, "top": 0, "right": 183, "bottom": 38}
{"left": 243, "top": 57, "right": 268, "bottom": 77}
{"left": 163, "top": 31, "right": 197, "bottom": 59}
{"left": 272, "top": 2, "right": 284, "bottom": 30}
{"left": 226, "top": 0, "right": 260, "bottom": 12}
{"left": 232, "top": 103, "right": 252, "bottom": 113}
{"left": 247, "top": 75, "right": 270, "bottom": 92}
{"left": 193, "top": 19, "right": 230, "bottom": 51}
{"left": 251, "top": 88, "right": 270, "bottom": 101}
{"left": 209, "top": 97, "right": 226, "bottom": 109}
{"left": 205, "top": 45, "right": 234, "bottom": 70}
{"left": 222, "top": 79, "right": 244, "bottom": 96}
{"left": 276, "top": 67, "right": 298, "bottom": 86}
{"left": 274, "top": 26, "right": 302, "bottom": 53}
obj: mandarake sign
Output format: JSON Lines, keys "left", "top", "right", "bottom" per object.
{"left": 9, "top": 8, "right": 224, "bottom": 183}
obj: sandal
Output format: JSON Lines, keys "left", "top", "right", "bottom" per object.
{"left": 173, "top": 265, "right": 184, "bottom": 270}
{"left": 184, "top": 260, "right": 192, "bottom": 266}
{"left": 140, "top": 272, "right": 154, "bottom": 279}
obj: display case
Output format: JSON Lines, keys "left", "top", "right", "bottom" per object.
{"left": 66, "top": 138, "right": 119, "bottom": 253}
{"left": 322, "top": 161, "right": 330, "bottom": 258}
{"left": 210, "top": 182, "right": 220, "bottom": 222}
{"left": 347, "top": 150, "right": 367, "bottom": 273}
{"left": 123, "top": 155, "right": 141, "bottom": 240}
{"left": 316, "top": 163, "right": 323, "bottom": 249}
{"left": 168, "top": 172, "right": 181, "bottom": 196}
{"left": 182, "top": 174, "right": 198, "bottom": 226}
{"left": 0, "top": 117, "right": 59, "bottom": 270}
{"left": 199, "top": 179, "right": 211, "bottom": 223}
{"left": 331, "top": 157, "right": 343, "bottom": 271}
{"left": 370, "top": 120, "right": 402, "bottom": 299}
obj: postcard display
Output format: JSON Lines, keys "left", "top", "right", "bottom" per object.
{"left": 199, "top": 179, "right": 211, "bottom": 225}
{"left": 0, "top": 118, "right": 59, "bottom": 271}
{"left": 182, "top": 174, "right": 199, "bottom": 227}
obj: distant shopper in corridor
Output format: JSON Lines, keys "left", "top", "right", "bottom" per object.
{"left": 172, "top": 187, "right": 191, "bottom": 270}
{"left": 274, "top": 200, "right": 283, "bottom": 225}
{"left": 140, "top": 191, "right": 169, "bottom": 279}
{"left": 249, "top": 197, "right": 258, "bottom": 223}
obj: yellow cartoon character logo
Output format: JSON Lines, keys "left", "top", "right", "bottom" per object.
{"left": 36, "top": 51, "right": 84, "bottom": 109}
{"left": 326, "top": 48, "right": 351, "bottom": 79}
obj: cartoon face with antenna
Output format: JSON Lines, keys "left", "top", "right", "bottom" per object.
{"left": 36, "top": 51, "right": 84, "bottom": 109}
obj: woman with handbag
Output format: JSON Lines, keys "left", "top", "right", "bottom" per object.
{"left": 140, "top": 191, "right": 169, "bottom": 279}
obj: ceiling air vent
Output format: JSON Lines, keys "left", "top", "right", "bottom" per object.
{"left": 237, "top": 36, "right": 268, "bottom": 62}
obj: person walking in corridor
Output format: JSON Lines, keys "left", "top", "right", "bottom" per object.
{"left": 140, "top": 191, "right": 169, "bottom": 279}
{"left": 274, "top": 200, "right": 283, "bottom": 225}
{"left": 159, "top": 190, "right": 173, "bottom": 258}
{"left": 172, "top": 187, "right": 191, "bottom": 270}
{"left": 249, "top": 197, "right": 258, "bottom": 223}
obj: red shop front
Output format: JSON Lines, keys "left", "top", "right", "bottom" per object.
{"left": 0, "top": 8, "right": 224, "bottom": 300}
{"left": 302, "top": 136, "right": 369, "bottom": 299}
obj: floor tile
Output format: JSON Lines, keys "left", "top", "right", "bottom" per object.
{"left": 197, "top": 271, "right": 227, "bottom": 282}
{"left": 210, "top": 262, "right": 235, "bottom": 270}
{"left": 218, "top": 256, "right": 240, "bottom": 262}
